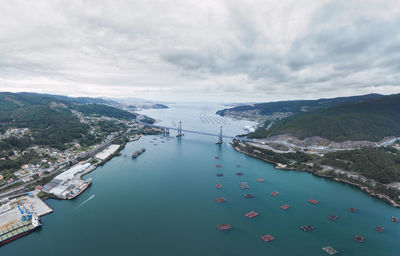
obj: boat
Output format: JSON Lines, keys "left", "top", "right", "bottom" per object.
{"left": 308, "top": 199, "right": 319, "bottom": 204}
{"left": 0, "top": 213, "right": 41, "bottom": 247}
{"left": 280, "top": 204, "right": 290, "bottom": 210}
{"left": 216, "top": 198, "right": 226, "bottom": 203}
{"left": 256, "top": 179, "right": 264, "bottom": 182}
{"left": 216, "top": 184, "right": 222, "bottom": 189}
{"left": 375, "top": 226, "right": 384, "bottom": 232}
{"left": 236, "top": 172, "right": 243, "bottom": 176}
{"left": 216, "top": 165, "right": 222, "bottom": 168}
{"left": 391, "top": 216, "right": 398, "bottom": 223}
{"left": 245, "top": 211, "right": 258, "bottom": 218}
{"left": 215, "top": 156, "right": 219, "bottom": 159}
{"left": 328, "top": 215, "right": 338, "bottom": 221}
{"left": 270, "top": 191, "right": 279, "bottom": 197}
{"left": 349, "top": 207, "right": 357, "bottom": 213}
{"left": 260, "top": 234, "right": 275, "bottom": 242}
{"left": 132, "top": 148, "right": 146, "bottom": 158}
{"left": 67, "top": 178, "right": 92, "bottom": 200}
{"left": 353, "top": 235, "right": 364, "bottom": 243}
{"left": 244, "top": 194, "right": 255, "bottom": 199}
{"left": 236, "top": 165, "right": 241, "bottom": 168}
{"left": 300, "top": 225, "right": 314, "bottom": 232}
{"left": 216, "top": 173, "right": 224, "bottom": 177}
{"left": 217, "top": 224, "right": 232, "bottom": 230}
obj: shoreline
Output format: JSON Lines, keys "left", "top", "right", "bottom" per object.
{"left": 232, "top": 143, "right": 400, "bottom": 208}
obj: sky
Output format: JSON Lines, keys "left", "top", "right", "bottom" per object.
{"left": 0, "top": 0, "right": 400, "bottom": 102}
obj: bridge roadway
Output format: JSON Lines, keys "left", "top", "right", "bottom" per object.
{"left": 153, "top": 124, "right": 235, "bottom": 139}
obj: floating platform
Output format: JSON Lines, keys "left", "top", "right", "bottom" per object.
{"left": 322, "top": 246, "right": 339, "bottom": 255}
{"left": 261, "top": 234, "right": 275, "bottom": 242}
{"left": 244, "top": 194, "right": 255, "bottom": 199}
{"left": 245, "top": 211, "right": 258, "bottom": 219}
{"left": 328, "top": 215, "right": 339, "bottom": 221}
{"left": 391, "top": 216, "right": 398, "bottom": 223}
{"left": 216, "top": 173, "right": 224, "bottom": 177}
{"left": 280, "top": 204, "right": 290, "bottom": 210}
{"left": 216, "top": 165, "right": 222, "bottom": 168}
{"left": 354, "top": 235, "right": 364, "bottom": 243}
{"left": 236, "top": 172, "right": 243, "bottom": 176}
{"left": 300, "top": 225, "right": 314, "bottom": 232}
{"left": 349, "top": 207, "right": 357, "bottom": 213}
{"left": 131, "top": 148, "right": 146, "bottom": 158}
{"left": 308, "top": 199, "right": 319, "bottom": 204}
{"left": 216, "top": 184, "right": 222, "bottom": 189}
{"left": 239, "top": 182, "right": 249, "bottom": 189}
{"left": 217, "top": 224, "right": 232, "bottom": 230}
{"left": 270, "top": 191, "right": 279, "bottom": 197}
{"left": 236, "top": 165, "right": 241, "bottom": 168}
{"left": 376, "top": 226, "right": 384, "bottom": 232}
{"left": 216, "top": 198, "right": 227, "bottom": 203}
{"left": 256, "top": 179, "right": 264, "bottom": 182}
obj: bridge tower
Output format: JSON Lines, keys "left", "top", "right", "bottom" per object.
{"left": 176, "top": 121, "right": 183, "bottom": 137}
{"left": 216, "top": 126, "right": 223, "bottom": 144}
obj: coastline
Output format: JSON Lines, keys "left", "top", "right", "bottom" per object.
{"left": 232, "top": 143, "right": 400, "bottom": 208}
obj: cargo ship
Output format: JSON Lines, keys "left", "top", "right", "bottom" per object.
{"left": 67, "top": 178, "right": 92, "bottom": 200}
{"left": 132, "top": 148, "right": 146, "bottom": 158}
{"left": 0, "top": 213, "right": 41, "bottom": 247}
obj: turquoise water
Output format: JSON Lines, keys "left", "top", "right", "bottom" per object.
{"left": 2, "top": 103, "right": 400, "bottom": 255}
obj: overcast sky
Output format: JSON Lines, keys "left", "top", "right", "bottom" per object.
{"left": 1, "top": 0, "right": 400, "bottom": 102}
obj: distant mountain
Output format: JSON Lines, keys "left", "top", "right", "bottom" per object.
{"left": 249, "top": 93, "right": 400, "bottom": 142}
{"left": 216, "top": 94, "right": 383, "bottom": 117}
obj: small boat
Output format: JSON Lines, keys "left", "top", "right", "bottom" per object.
{"left": 245, "top": 211, "right": 258, "bottom": 219}
{"left": 215, "top": 198, "right": 226, "bottom": 203}
{"left": 349, "top": 207, "right": 357, "bottom": 213}
{"left": 280, "top": 204, "right": 290, "bottom": 210}
{"left": 391, "top": 216, "right": 398, "bottom": 223}
{"left": 256, "top": 179, "right": 264, "bottom": 182}
{"left": 353, "top": 235, "right": 364, "bottom": 243}
{"left": 270, "top": 191, "right": 279, "bottom": 197}
{"left": 236, "top": 172, "right": 243, "bottom": 176}
{"left": 328, "top": 215, "right": 338, "bottom": 221}
{"left": 216, "top": 184, "right": 222, "bottom": 189}
{"left": 300, "top": 225, "right": 314, "bottom": 232}
{"left": 375, "top": 226, "right": 384, "bottom": 232}
{"left": 236, "top": 165, "right": 241, "bottom": 168}
{"left": 216, "top": 165, "right": 222, "bottom": 168}
{"left": 244, "top": 194, "right": 255, "bottom": 199}
{"left": 261, "top": 234, "right": 275, "bottom": 242}
{"left": 216, "top": 173, "right": 224, "bottom": 177}
{"left": 217, "top": 224, "right": 232, "bottom": 230}
{"left": 215, "top": 156, "right": 220, "bottom": 159}
{"left": 308, "top": 199, "right": 319, "bottom": 204}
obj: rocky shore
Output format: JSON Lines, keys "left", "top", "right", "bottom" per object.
{"left": 232, "top": 143, "right": 400, "bottom": 208}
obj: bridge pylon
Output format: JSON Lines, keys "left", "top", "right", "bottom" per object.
{"left": 176, "top": 121, "right": 184, "bottom": 137}
{"left": 216, "top": 126, "right": 223, "bottom": 144}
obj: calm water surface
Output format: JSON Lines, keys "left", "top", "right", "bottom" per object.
{"left": 3, "top": 103, "right": 400, "bottom": 256}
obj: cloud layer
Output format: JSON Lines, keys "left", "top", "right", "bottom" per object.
{"left": 1, "top": 0, "right": 400, "bottom": 102}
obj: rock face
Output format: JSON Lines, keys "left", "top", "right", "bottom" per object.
{"left": 258, "top": 134, "right": 393, "bottom": 150}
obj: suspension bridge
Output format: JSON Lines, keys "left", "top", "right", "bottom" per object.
{"left": 138, "top": 120, "right": 251, "bottom": 143}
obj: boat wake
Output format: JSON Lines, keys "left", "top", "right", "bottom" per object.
{"left": 76, "top": 194, "right": 95, "bottom": 209}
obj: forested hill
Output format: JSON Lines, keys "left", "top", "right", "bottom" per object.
{"left": 0, "top": 92, "right": 136, "bottom": 149}
{"left": 216, "top": 93, "right": 383, "bottom": 117}
{"left": 249, "top": 93, "right": 400, "bottom": 142}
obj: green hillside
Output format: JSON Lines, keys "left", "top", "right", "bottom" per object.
{"left": 0, "top": 92, "right": 136, "bottom": 149}
{"left": 249, "top": 94, "right": 400, "bottom": 142}
{"left": 217, "top": 94, "right": 382, "bottom": 116}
